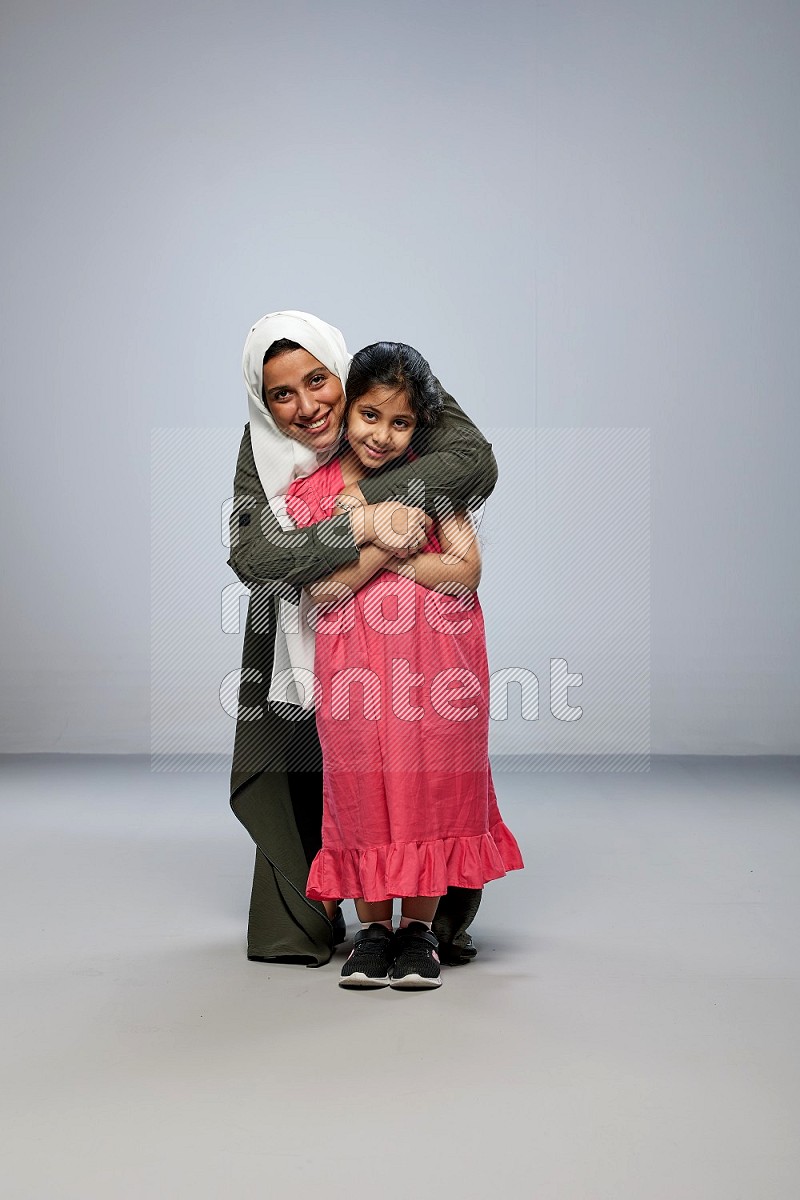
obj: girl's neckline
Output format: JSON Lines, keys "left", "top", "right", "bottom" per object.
{"left": 337, "top": 445, "right": 412, "bottom": 487}
{"left": 338, "top": 447, "right": 366, "bottom": 487}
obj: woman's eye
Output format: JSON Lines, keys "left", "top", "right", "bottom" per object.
{"left": 310, "top": 374, "right": 326, "bottom": 386}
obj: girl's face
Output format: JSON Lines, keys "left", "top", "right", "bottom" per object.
{"left": 262, "top": 348, "right": 345, "bottom": 450}
{"left": 346, "top": 385, "right": 418, "bottom": 468}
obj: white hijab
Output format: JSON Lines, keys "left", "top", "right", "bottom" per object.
{"left": 241, "top": 310, "right": 352, "bottom": 711}
{"left": 242, "top": 309, "right": 352, "bottom": 498}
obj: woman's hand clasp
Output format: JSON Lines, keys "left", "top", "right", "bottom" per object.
{"left": 372, "top": 502, "right": 431, "bottom": 556}
{"left": 335, "top": 489, "right": 430, "bottom": 555}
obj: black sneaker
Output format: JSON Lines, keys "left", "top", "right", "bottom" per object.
{"left": 339, "top": 923, "right": 393, "bottom": 988}
{"left": 390, "top": 923, "right": 442, "bottom": 989}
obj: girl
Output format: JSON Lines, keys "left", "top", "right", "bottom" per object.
{"left": 285, "top": 342, "right": 523, "bottom": 989}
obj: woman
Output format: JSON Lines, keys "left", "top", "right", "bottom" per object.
{"left": 227, "top": 311, "right": 499, "bottom": 966}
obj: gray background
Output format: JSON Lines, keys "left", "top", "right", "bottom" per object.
{"left": 2, "top": 0, "right": 798, "bottom": 755}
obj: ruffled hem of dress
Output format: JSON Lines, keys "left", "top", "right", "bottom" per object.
{"left": 306, "top": 820, "right": 524, "bottom": 902}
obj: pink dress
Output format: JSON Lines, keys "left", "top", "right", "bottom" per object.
{"left": 287, "top": 457, "right": 523, "bottom": 902}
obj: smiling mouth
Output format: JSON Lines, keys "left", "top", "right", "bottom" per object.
{"left": 364, "top": 444, "right": 388, "bottom": 458}
{"left": 296, "top": 414, "right": 329, "bottom": 433}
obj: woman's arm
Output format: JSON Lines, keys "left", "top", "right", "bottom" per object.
{"left": 355, "top": 386, "right": 498, "bottom": 515}
{"left": 226, "top": 426, "right": 427, "bottom": 587}
{"left": 227, "top": 425, "right": 361, "bottom": 588}
{"left": 385, "top": 510, "right": 482, "bottom": 595}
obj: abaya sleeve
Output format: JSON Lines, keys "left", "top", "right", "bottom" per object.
{"left": 227, "top": 424, "right": 360, "bottom": 588}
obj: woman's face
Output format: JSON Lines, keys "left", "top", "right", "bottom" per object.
{"left": 262, "top": 348, "right": 345, "bottom": 450}
{"left": 346, "top": 385, "right": 417, "bottom": 469}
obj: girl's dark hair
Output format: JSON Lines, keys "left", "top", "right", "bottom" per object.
{"left": 263, "top": 338, "right": 302, "bottom": 366}
{"left": 346, "top": 342, "right": 445, "bottom": 429}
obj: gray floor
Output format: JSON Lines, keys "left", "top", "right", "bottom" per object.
{"left": 1, "top": 756, "right": 798, "bottom": 1199}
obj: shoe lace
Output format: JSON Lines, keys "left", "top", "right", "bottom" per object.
{"left": 354, "top": 933, "right": 392, "bottom": 958}
{"left": 357, "top": 940, "right": 388, "bottom": 955}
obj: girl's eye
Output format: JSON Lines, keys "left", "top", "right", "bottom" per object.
{"left": 361, "top": 410, "right": 376, "bottom": 420}
{"left": 395, "top": 420, "right": 409, "bottom": 429}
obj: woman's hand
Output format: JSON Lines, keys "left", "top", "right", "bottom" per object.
{"left": 339, "top": 497, "right": 432, "bottom": 557}
{"left": 306, "top": 502, "right": 430, "bottom": 608}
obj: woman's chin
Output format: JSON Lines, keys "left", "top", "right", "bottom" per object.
{"left": 312, "top": 432, "right": 340, "bottom": 451}
{"left": 294, "top": 424, "right": 343, "bottom": 451}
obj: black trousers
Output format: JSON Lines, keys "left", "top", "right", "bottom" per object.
{"left": 288, "top": 767, "right": 325, "bottom": 869}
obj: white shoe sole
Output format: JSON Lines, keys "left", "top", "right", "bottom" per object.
{"left": 389, "top": 973, "right": 442, "bottom": 990}
{"left": 339, "top": 972, "right": 390, "bottom": 989}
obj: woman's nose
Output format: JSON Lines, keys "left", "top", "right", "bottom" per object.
{"left": 297, "top": 390, "right": 319, "bottom": 416}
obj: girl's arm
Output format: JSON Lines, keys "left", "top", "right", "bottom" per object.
{"left": 305, "top": 508, "right": 480, "bottom": 609}
{"left": 303, "top": 542, "right": 397, "bottom": 608}
{"left": 386, "top": 510, "right": 482, "bottom": 595}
